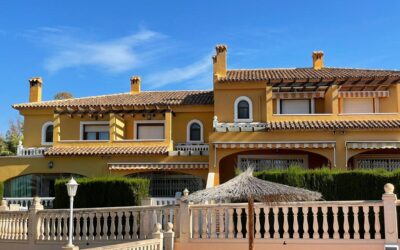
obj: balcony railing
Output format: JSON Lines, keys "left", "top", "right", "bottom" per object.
{"left": 170, "top": 143, "right": 209, "bottom": 156}
{"left": 16, "top": 142, "right": 48, "bottom": 157}
{"left": 3, "top": 197, "right": 55, "bottom": 210}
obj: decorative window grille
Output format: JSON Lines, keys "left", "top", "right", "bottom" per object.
{"left": 356, "top": 158, "right": 400, "bottom": 171}
{"left": 238, "top": 156, "right": 306, "bottom": 171}
{"left": 129, "top": 172, "right": 204, "bottom": 197}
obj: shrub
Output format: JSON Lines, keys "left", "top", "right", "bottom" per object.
{"left": 0, "top": 181, "right": 3, "bottom": 200}
{"left": 255, "top": 167, "right": 400, "bottom": 201}
{"left": 54, "top": 176, "right": 149, "bottom": 208}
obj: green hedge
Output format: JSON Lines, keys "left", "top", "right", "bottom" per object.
{"left": 0, "top": 181, "right": 3, "bottom": 200}
{"left": 255, "top": 167, "right": 400, "bottom": 201}
{"left": 54, "top": 176, "right": 149, "bottom": 208}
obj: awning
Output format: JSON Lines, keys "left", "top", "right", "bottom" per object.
{"left": 272, "top": 91, "right": 325, "bottom": 99}
{"left": 338, "top": 91, "right": 389, "bottom": 98}
{"left": 214, "top": 142, "right": 335, "bottom": 149}
{"left": 346, "top": 141, "right": 400, "bottom": 149}
{"left": 108, "top": 162, "right": 209, "bottom": 171}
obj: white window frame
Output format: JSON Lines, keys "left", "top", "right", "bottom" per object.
{"left": 41, "top": 121, "right": 54, "bottom": 146}
{"left": 134, "top": 120, "right": 165, "bottom": 141}
{"left": 234, "top": 96, "right": 253, "bottom": 122}
{"left": 80, "top": 121, "right": 110, "bottom": 141}
{"left": 186, "top": 119, "right": 204, "bottom": 143}
{"left": 278, "top": 98, "right": 313, "bottom": 114}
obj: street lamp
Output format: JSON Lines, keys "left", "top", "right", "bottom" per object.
{"left": 64, "top": 177, "right": 79, "bottom": 250}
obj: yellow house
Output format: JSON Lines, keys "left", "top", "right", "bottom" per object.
{"left": 2, "top": 44, "right": 400, "bottom": 200}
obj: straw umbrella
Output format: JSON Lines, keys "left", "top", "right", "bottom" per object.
{"left": 186, "top": 168, "right": 322, "bottom": 250}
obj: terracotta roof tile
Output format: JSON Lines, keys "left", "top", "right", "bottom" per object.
{"left": 267, "top": 120, "right": 400, "bottom": 130}
{"left": 219, "top": 68, "right": 400, "bottom": 82}
{"left": 44, "top": 145, "right": 168, "bottom": 156}
{"left": 13, "top": 90, "right": 214, "bottom": 109}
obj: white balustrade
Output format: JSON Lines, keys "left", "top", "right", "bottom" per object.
{"left": 16, "top": 143, "right": 48, "bottom": 157}
{"left": 4, "top": 197, "right": 55, "bottom": 210}
{"left": 0, "top": 211, "right": 29, "bottom": 240}
{"left": 35, "top": 205, "right": 177, "bottom": 243}
{"left": 189, "top": 200, "right": 384, "bottom": 240}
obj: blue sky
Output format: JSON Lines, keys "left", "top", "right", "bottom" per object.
{"left": 0, "top": 1, "right": 399, "bottom": 132}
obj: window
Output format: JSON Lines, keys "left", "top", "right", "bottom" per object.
{"left": 187, "top": 120, "right": 203, "bottom": 143}
{"left": 41, "top": 122, "right": 54, "bottom": 145}
{"left": 82, "top": 123, "right": 109, "bottom": 140}
{"left": 280, "top": 99, "right": 311, "bottom": 114}
{"left": 343, "top": 98, "right": 374, "bottom": 114}
{"left": 234, "top": 96, "right": 253, "bottom": 122}
{"left": 135, "top": 121, "right": 165, "bottom": 140}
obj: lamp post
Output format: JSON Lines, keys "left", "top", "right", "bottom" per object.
{"left": 64, "top": 177, "right": 79, "bottom": 250}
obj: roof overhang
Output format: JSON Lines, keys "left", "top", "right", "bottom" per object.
{"left": 108, "top": 162, "right": 209, "bottom": 171}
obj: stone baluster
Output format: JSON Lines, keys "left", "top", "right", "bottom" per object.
{"left": 228, "top": 208, "right": 234, "bottom": 239}
{"left": 237, "top": 209, "right": 243, "bottom": 239}
{"left": 332, "top": 206, "right": 339, "bottom": 239}
{"left": 211, "top": 208, "right": 217, "bottom": 239}
{"left": 219, "top": 208, "right": 225, "bottom": 239}
{"left": 152, "top": 223, "right": 164, "bottom": 250}
{"left": 353, "top": 206, "right": 360, "bottom": 239}
{"left": 363, "top": 206, "right": 370, "bottom": 239}
{"left": 192, "top": 209, "right": 199, "bottom": 239}
{"left": 373, "top": 205, "right": 381, "bottom": 239}
{"left": 51, "top": 214, "right": 57, "bottom": 240}
{"left": 88, "top": 213, "right": 94, "bottom": 241}
{"left": 254, "top": 207, "right": 261, "bottom": 239}
{"left": 56, "top": 214, "right": 62, "bottom": 241}
{"left": 29, "top": 197, "right": 44, "bottom": 245}
{"left": 342, "top": 206, "right": 350, "bottom": 239}
{"left": 45, "top": 217, "right": 50, "bottom": 240}
{"left": 93, "top": 213, "right": 100, "bottom": 241}
{"left": 321, "top": 206, "right": 328, "bottom": 239}
{"left": 282, "top": 207, "right": 289, "bottom": 239}
{"left": 102, "top": 212, "right": 109, "bottom": 240}
{"left": 110, "top": 212, "right": 116, "bottom": 240}
{"left": 0, "top": 214, "right": 3, "bottom": 239}
{"left": 201, "top": 209, "right": 207, "bottom": 238}
{"left": 124, "top": 211, "right": 131, "bottom": 240}
{"left": 312, "top": 207, "right": 319, "bottom": 239}
{"left": 244, "top": 207, "right": 249, "bottom": 239}
{"left": 117, "top": 211, "right": 123, "bottom": 240}
{"left": 132, "top": 211, "right": 139, "bottom": 240}
{"left": 292, "top": 207, "right": 299, "bottom": 239}
{"left": 264, "top": 208, "right": 270, "bottom": 239}
{"left": 62, "top": 214, "right": 68, "bottom": 241}
{"left": 272, "top": 207, "right": 279, "bottom": 239}
{"left": 11, "top": 214, "right": 17, "bottom": 240}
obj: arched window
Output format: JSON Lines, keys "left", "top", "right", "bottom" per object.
{"left": 187, "top": 120, "right": 203, "bottom": 143}
{"left": 234, "top": 96, "right": 253, "bottom": 122}
{"left": 41, "top": 122, "right": 54, "bottom": 145}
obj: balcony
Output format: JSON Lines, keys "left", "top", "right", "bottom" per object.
{"left": 16, "top": 142, "right": 48, "bottom": 157}
{"left": 169, "top": 143, "right": 209, "bottom": 156}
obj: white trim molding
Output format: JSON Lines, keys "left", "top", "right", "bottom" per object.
{"left": 133, "top": 120, "right": 166, "bottom": 141}
{"left": 41, "top": 121, "right": 54, "bottom": 146}
{"left": 186, "top": 119, "right": 204, "bottom": 143}
{"left": 234, "top": 96, "right": 253, "bottom": 122}
{"left": 79, "top": 121, "right": 110, "bottom": 141}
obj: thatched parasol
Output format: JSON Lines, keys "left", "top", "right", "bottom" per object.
{"left": 185, "top": 168, "right": 322, "bottom": 250}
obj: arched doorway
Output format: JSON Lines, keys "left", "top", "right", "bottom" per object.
{"left": 219, "top": 149, "right": 331, "bottom": 184}
{"left": 128, "top": 171, "right": 205, "bottom": 197}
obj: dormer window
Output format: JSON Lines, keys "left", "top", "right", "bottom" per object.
{"left": 41, "top": 122, "right": 54, "bottom": 145}
{"left": 234, "top": 96, "right": 253, "bottom": 122}
{"left": 187, "top": 120, "right": 203, "bottom": 143}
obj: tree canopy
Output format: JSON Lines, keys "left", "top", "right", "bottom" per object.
{"left": 0, "top": 118, "right": 23, "bottom": 156}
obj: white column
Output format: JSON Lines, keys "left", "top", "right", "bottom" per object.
{"left": 382, "top": 183, "right": 398, "bottom": 245}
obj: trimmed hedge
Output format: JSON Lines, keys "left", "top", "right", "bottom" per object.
{"left": 54, "top": 176, "right": 149, "bottom": 208}
{"left": 0, "top": 181, "right": 3, "bottom": 200}
{"left": 255, "top": 167, "right": 400, "bottom": 201}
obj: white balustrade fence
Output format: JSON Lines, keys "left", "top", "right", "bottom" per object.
{"left": 16, "top": 146, "right": 48, "bottom": 157}
{"left": 174, "top": 144, "right": 209, "bottom": 152}
{"left": 189, "top": 201, "right": 384, "bottom": 240}
{"left": 0, "top": 211, "right": 29, "bottom": 240}
{"left": 4, "top": 197, "right": 55, "bottom": 210}
{"left": 35, "top": 205, "right": 178, "bottom": 243}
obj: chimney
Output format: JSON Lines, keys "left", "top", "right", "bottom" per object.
{"left": 312, "top": 51, "right": 324, "bottom": 70}
{"left": 130, "top": 76, "right": 141, "bottom": 95}
{"left": 29, "top": 77, "right": 43, "bottom": 102}
{"left": 213, "top": 44, "right": 228, "bottom": 78}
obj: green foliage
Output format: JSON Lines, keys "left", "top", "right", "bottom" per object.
{"left": 0, "top": 117, "right": 23, "bottom": 155}
{"left": 54, "top": 176, "right": 150, "bottom": 208}
{"left": 255, "top": 167, "right": 400, "bottom": 201}
{"left": 54, "top": 92, "right": 73, "bottom": 100}
{"left": 0, "top": 181, "right": 3, "bottom": 200}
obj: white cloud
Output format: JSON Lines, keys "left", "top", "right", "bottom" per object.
{"left": 25, "top": 27, "right": 165, "bottom": 73}
{"left": 145, "top": 55, "right": 212, "bottom": 89}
